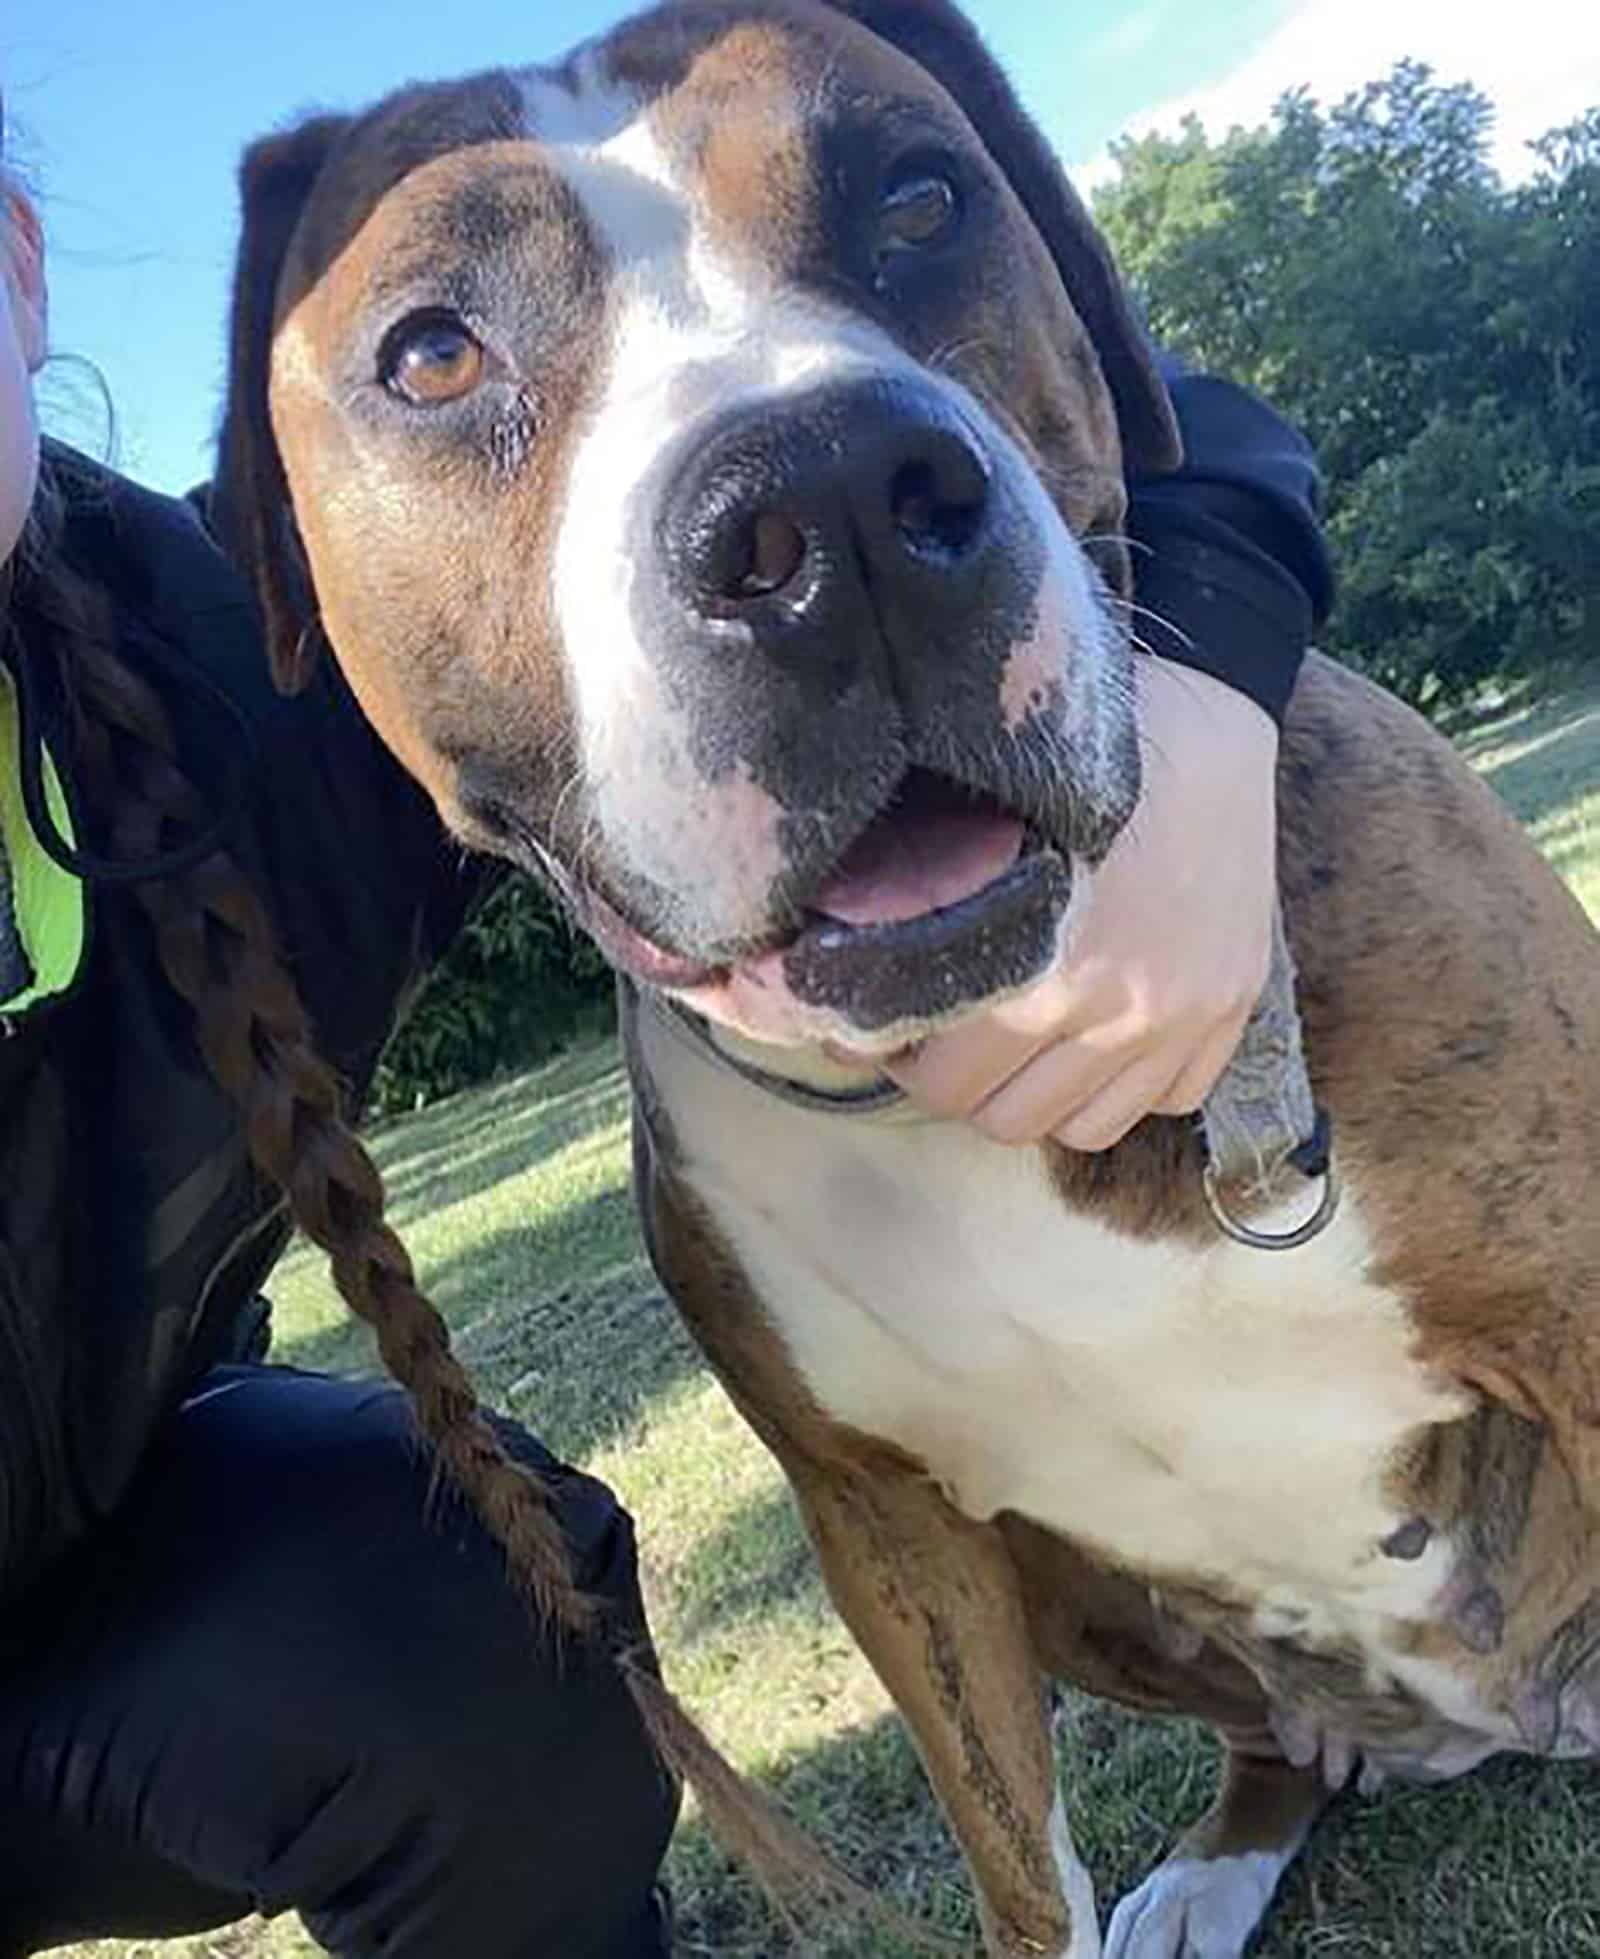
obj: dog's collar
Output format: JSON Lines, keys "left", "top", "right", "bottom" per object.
{"left": 646, "top": 990, "right": 911, "bottom": 1119}
{"left": 644, "top": 966, "right": 1342, "bottom": 1251}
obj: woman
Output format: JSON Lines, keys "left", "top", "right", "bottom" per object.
{"left": 0, "top": 102, "right": 1327, "bottom": 1956}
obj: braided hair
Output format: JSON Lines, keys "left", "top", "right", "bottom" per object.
{"left": 9, "top": 451, "right": 598, "bottom": 1638}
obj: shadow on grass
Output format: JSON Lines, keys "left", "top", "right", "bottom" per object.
{"left": 369, "top": 1039, "right": 631, "bottom": 1229}
{"left": 1078, "top": 1714, "right": 1600, "bottom": 1957}
{"left": 667, "top": 1695, "right": 1600, "bottom": 1959}
{"left": 1451, "top": 679, "right": 1588, "bottom": 755}
{"left": 1481, "top": 713, "right": 1600, "bottom": 831}
{"left": 453, "top": 1262, "right": 703, "bottom": 1463}
{"left": 671, "top": 1485, "right": 818, "bottom": 1647}
{"left": 275, "top": 1190, "right": 708, "bottom": 1463}
{"left": 665, "top": 1699, "right": 1214, "bottom": 1957}
{"left": 1458, "top": 693, "right": 1600, "bottom": 830}
{"left": 667, "top": 1708, "right": 974, "bottom": 1959}
{"left": 269, "top": 1284, "right": 379, "bottom": 1382}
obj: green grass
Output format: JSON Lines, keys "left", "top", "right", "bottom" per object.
{"left": 1455, "top": 681, "right": 1600, "bottom": 920}
{"left": 55, "top": 682, "right": 1600, "bottom": 1959}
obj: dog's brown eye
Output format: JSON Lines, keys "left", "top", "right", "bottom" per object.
{"left": 381, "top": 312, "right": 485, "bottom": 406}
{"left": 878, "top": 169, "right": 960, "bottom": 252}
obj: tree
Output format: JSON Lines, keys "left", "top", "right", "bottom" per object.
{"left": 372, "top": 877, "right": 612, "bottom": 1113}
{"left": 1095, "top": 67, "right": 1600, "bottom": 709}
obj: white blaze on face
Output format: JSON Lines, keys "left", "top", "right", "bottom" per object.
{"left": 524, "top": 58, "right": 796, "bottom": 930}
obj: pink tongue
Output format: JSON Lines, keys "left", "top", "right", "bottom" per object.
{"left": 813, "top": 802, "right": 1025, "bottom": 926}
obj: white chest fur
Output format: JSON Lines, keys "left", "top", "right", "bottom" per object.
{"left": 640, "top": 1004, "right": 1471, "bottom": 1667}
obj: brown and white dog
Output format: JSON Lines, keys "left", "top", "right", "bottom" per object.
{"left": 219, "top": 2, "right": 1600, "bottom": 1952}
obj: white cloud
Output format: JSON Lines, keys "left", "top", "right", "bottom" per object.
{"left": 1070, "top": 0, "right": 1600, "bottom": 189}
{"left": 1083, "top": 5, "right": 1167, "bottom": 64}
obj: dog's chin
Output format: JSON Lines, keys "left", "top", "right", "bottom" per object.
{"left": 686, "top": 847, "right": 1073, "bottom": 1057}
{"left": 627, "top": 768, "right": 1077, "bottom": 1055}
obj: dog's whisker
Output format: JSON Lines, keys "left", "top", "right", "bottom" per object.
{"left": 547, "top": 764, "right": 588, "bottom": 849}
{"left": 1122, "top": 602, "right": 1194, "bottom": 652}
{"left": 926, "top": 334, "right": 993, "bottom": 378}
{"left": 1082, "top": 532, "right": 1154, "bottom": 561}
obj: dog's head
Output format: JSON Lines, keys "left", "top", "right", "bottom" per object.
{"left": 219, "top": 0, "right": 1180, "bottom": 1052}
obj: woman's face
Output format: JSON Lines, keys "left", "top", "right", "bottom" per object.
{"left": 0, "top": 185, "right": 46, "bottom": 574}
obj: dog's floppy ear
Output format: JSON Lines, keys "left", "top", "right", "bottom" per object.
{"left": 213, "top": 115, "right": 350, "bottom": 696}
{"left": 819, "top": 0, "right": 1181, "bottom": 475}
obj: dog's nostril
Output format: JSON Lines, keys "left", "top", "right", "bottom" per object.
{"left": 891, "top": 458, "right": 986, "bottom": 559}
{"left": 725, "top": 511, "right": 808, "bottom": 600}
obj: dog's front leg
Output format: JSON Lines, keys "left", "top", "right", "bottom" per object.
{"left": 631, "top": 1109, "right": 1097, "bottom": 1953}
{"left": 795, "top": 1456, "right": 1099, "bottom": 1959}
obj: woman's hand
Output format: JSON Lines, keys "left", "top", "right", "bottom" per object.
{"left": 881, "top": 659, "right": 1279, "bottom": 1150}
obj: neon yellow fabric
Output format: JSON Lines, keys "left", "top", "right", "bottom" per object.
{"left": 0, "top": 666, "right": 84, "bottom": 1011}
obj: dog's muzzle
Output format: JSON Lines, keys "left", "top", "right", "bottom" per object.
{"left": 569, "top": 366, "right": 1121, "bottom": 1045}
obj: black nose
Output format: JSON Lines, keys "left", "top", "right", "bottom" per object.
{"left": 657, "top": 375, "right": 997, "bottom": 685}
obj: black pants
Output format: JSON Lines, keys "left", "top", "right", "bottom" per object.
{"left": 0, "top": 1366, "right": 678, "bottom": 1956}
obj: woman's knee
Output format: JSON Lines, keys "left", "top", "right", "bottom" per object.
{"left": 152, "top": 1369, "right": 680, "bottom": 1952}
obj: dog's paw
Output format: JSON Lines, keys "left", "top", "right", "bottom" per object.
{"left": 1103, "top": 1851, "right": 1284, "bottom": 1959}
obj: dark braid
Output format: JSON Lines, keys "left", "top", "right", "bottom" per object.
{"left": 5, "top": 468, "right": 941, "bottom": 1945}
{"left": 10, "top": 474, "right": 593, "bottom": 1643}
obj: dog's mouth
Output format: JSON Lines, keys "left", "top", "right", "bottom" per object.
{"left": 805, "top": 767, "right": 1033, "bottom": 931}
{"left": 578, "top": 768, "right": 1073, "bottom": 1046}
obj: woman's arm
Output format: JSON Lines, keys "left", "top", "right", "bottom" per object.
{"left": 1129, "top": 361, "right": 1333, "bottom": 724}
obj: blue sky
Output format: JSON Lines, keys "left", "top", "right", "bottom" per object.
{"left": 13, "top": 0, "right": 1597, "bottom": 497}
{"left": 3, "top": 0, "right": 1302, "bottom": 491}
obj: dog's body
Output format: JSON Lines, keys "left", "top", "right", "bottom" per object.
{"left": 632, "top": 652, "right": 1600, "bottom": 1953}
{"left": 221, "top": 3, "right": 1600, "bottom": 1951}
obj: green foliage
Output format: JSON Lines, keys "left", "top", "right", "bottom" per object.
{"left": 1096, "top": 71, "right": 1600, "bottom": 710}
{"left": 1331, "top": 402, "right": 1600, "bottom": 704}
{"left": 371, "top": 874, "right": 614, "bottom": 1114}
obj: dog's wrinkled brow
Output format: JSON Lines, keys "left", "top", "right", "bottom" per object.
{"left": 342, "top": 151, "right": 608, "bottom": 335}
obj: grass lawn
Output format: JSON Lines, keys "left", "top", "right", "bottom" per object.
{"left": 1455, "top": 681, "right": 1600, "bottom": 920}
{"left": 57, "top": 681, "right": 1600, "bottom": 1959}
